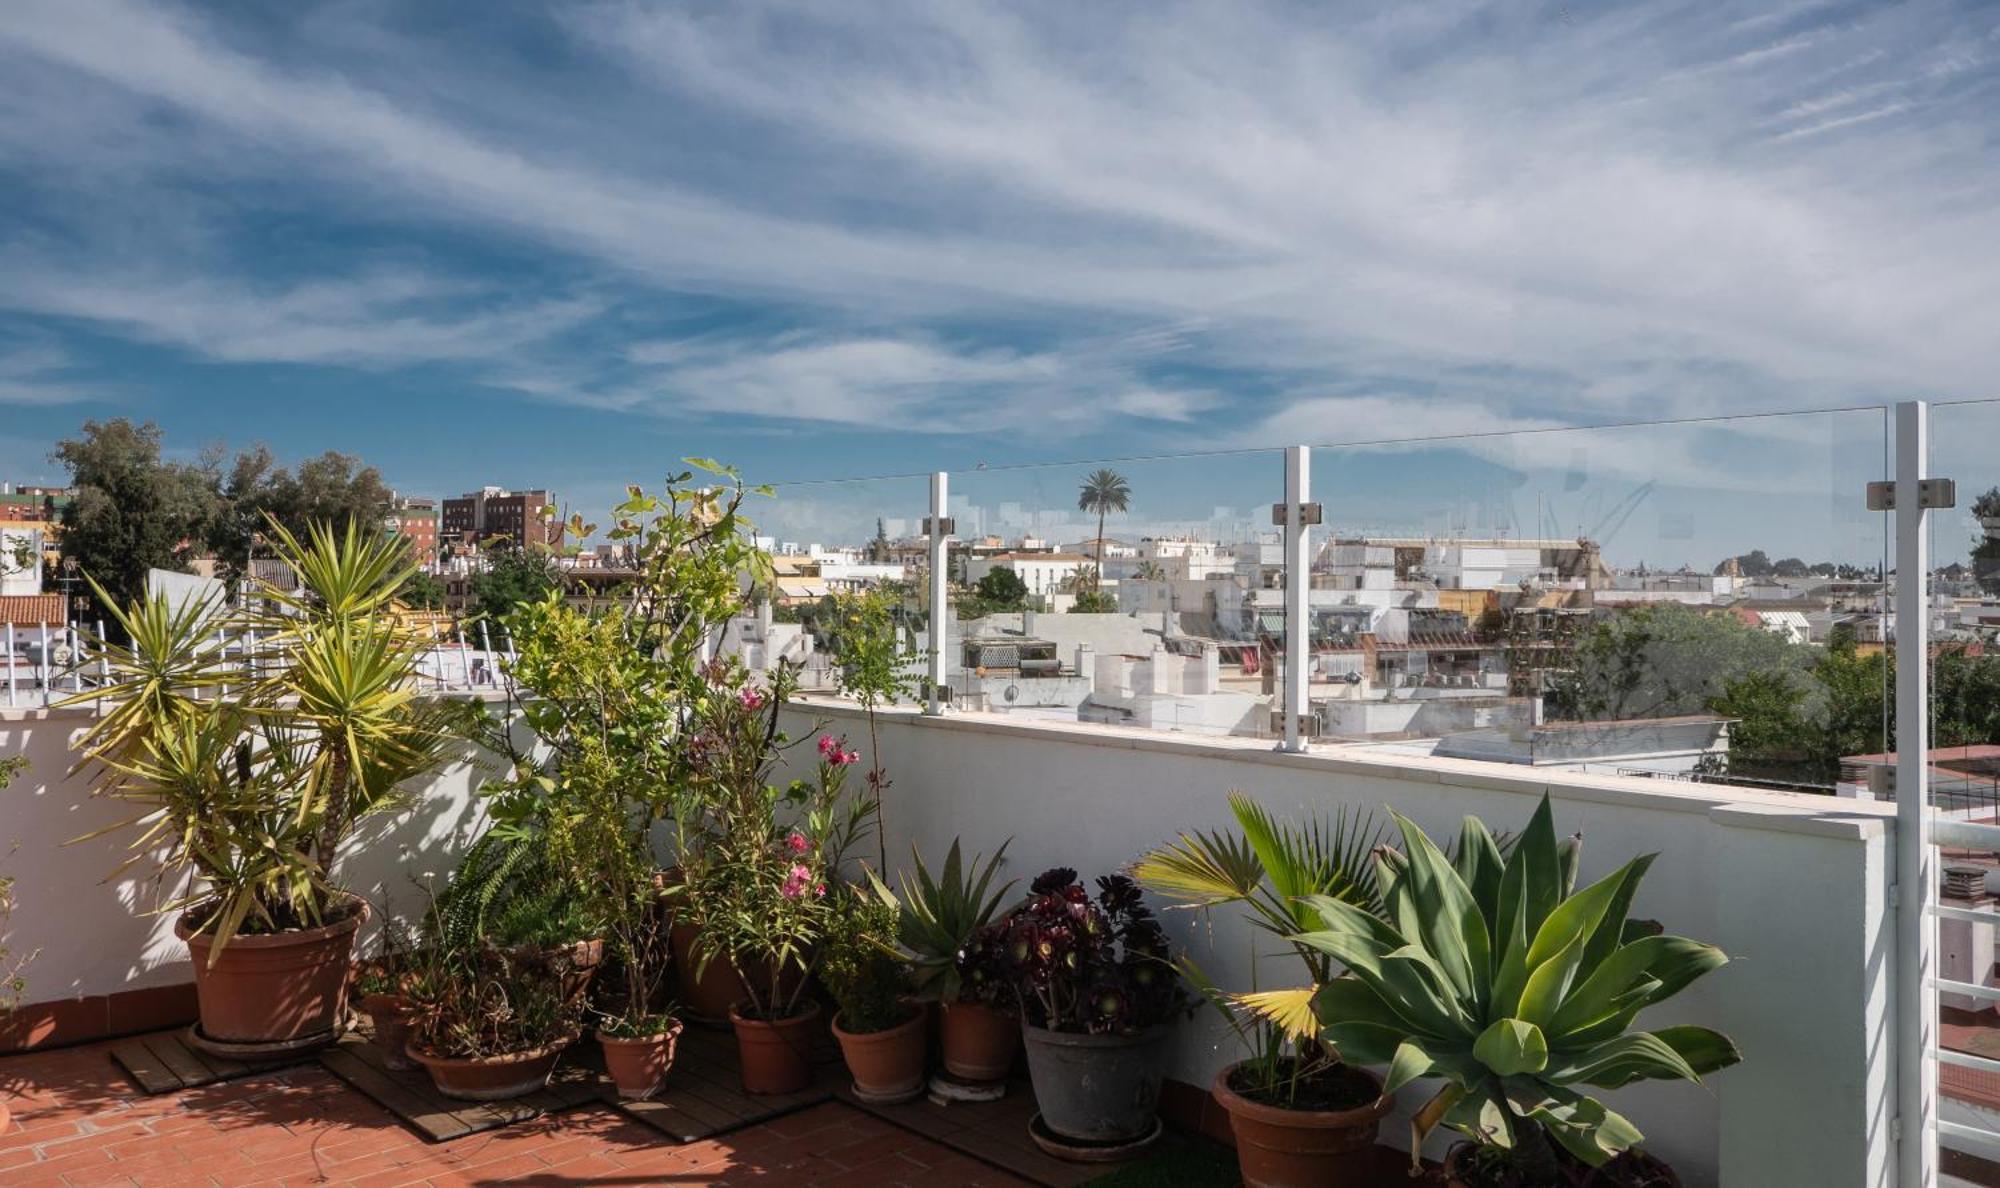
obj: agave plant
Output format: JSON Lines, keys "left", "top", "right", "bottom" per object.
{"left": 1134, "top": 793, "right": 1381, "bottom": 1102}
{"left": 1282, "top": 795, "right": 1739, "bottom": 1172}
{"left": 867, "top": 837, "right": 1016, "bottom": 1004}
{"left": 68, "top": 517, "right": 466, "bottom": 956}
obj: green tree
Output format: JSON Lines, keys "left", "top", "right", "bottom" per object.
{"left": 974, "top": 567, "right": 1027, "bottom": 608}
{"left": 1972, "top": 487, "right": 2000, "bottom": 595}
{"left": 209, "top": 447, "right": 392, "bottom": 585}
{"left": 398, "top": 570, "right": 448, "bottom": 610}
{"left": 1070, "top": 589, "right": 1118, "bottom": 613}
{"left": 468, "top": 547, "right": 563, "bottom": 629}
{"left": 1076, "top": 469, "right": 1131, "bottom": 592}
{"left": 1553, "top": 603, "right": 1803, "bottom": 722}
{"left": 52, "top": 419, "right": 218, "bottom": 621}
{"left": 826, "top": 589, "right": 916, "bottom": 868}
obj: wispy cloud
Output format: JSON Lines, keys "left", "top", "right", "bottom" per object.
{"left": 0, "top": 0, "right": 1994, "bottom": 472}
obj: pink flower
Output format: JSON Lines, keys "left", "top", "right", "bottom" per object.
{"left": 817, "top": 734, "right": 838, "bottom": 758}
{"left": 782, "top": 863, "right": 813, "bottom": 900}
{"left": 786, "top": 831, "right": 809, "bottom": 855}
{"left": 813, "top": 882, "right": 827, "bottom": 899}
{"left": 842, "top": 748, "right": 861, "bottom": 766}
{"left": 739, "top": 687, "right": 765, "bottom": 711}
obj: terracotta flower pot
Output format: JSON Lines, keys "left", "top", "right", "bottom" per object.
{"left": 599, "top": 1021, "right": 684, "bottom": 1100}
{"left": 672, "top": 923, "right": 747, "bottom": 1023}
{"left": 939, "top": 1000, "right": 1018, "bottom": 1082}
{"left": 359, "top": 992, "right": 416, "bottom": 1071}
{"left": 729, "top": 999, "right": 822, "bottom": 1095}
{"left": 1021, "top": 1023, "right": 1171, "bottom": 1144}
{"left": 177, "top": 896, "right": 368, "bottom": 1059}
{"left": 406, "top": 1034, "right": 575, "bottom": 1101}
{"left": 1210, "top": 1062, "right": 1390, "bottom": 1188}
{"left": 1443, "top": 1142, "right": 1681, "bottom": 1188}
{"left": 832, "top": 1005, "right": 927, "bottom": 1103}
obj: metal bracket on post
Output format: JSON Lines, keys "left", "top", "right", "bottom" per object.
{"left": 925, "top": 473, "right": 951, "bottom": 716}
{"left": 1891, "top": 400, "right": 1938, "bottom": 1188}
{"left": 1277, "top": 446, "right": 1312, "bottom": 754}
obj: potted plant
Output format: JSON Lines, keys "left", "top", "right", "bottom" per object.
{"left": 1136, "top": 794, "right": 1392, "bottom": 1187}
{"left": 869, "top": 838, "right": 1020, "bottom": 1086}
{"left": 696, "top": 725, "right": 877, "bottom": 1095}
{"left": 70, "top": 520, "right": 464, "bottom": 1058}
{"left": 354, "top": 919, "right": 418, "bottom": 1071}
{"left": 1289, "top": 795, "right": 1740, "bottom": 1185}
{"left": 473, "top": 466, "right": 775, "bottom": 1029}
{"left": 821, "top": 887, "right": 924, "bottom": 1102}
{"left": 402, "top": 939, "right": 582, "bottom": 1100}
{"left": 986, "top": 869, "right": 1190, "bottom": 1146}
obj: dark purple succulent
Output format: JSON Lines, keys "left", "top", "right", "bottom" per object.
{"left": 990, "top": 867, "right": 1191, "bottom": 1035}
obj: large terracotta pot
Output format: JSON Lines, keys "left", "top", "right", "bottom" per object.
{"left": 1443, "top": 1142, "right": 1682, "bottom": 1188}
{"left": 1211, "top": 1062, "right": 1390, "bottom": 1188}
{"left": 729, "top": 999, "right": 822, "bottom": 1095}
{"left": 1021, "top": 1022, "right": 1170, "bottom": 1144}
{"left": 940, "top": 1000, "right": 1018, "bottom": 1082}
{"left": 599, "top": 1022, "right": 684, "bottom": 1100}
{"left": 177, "top": 896, "right": 367, "bottom": 1059}
{"left": 832, "top": 1006, "right": 927, "bottom": 1103}
{"left": 359, "top": 992, "right": 416, "bottom": 1071}
{"left": 672, "top": 923, "right": 747, "bottom": 1022}
{"left": 406, "top": 1034, "right": 575, "bottom": 1101}
{"left": 672, "top": 924, "right": 806, "bottom": 1025}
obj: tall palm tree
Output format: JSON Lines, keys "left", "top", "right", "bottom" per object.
{"left": 1076, "top": 469, "right": 1131, "bottom": 592}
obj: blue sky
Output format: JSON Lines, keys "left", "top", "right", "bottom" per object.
{"left": 0, "top": 1, "right": 1996, "bottom": 563}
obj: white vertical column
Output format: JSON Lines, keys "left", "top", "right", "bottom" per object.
{"left": 1281, "top": 446, "right": 1310, "bottom": 753}
{"left": 926, "top": 471, "right": 950, "bottom": 716}
{"left": 1895, "top": 400, "right": 1936, "bottom": 1188}
{"left": 38, "top": 621, "right": 51, "bottom": 706}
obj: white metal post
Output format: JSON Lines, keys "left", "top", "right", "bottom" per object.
{"left": 1895, "top": 399, "right": 1937, "bottom": 1188}
{"left": 1281, "top": 446, "right": 1310, "bottom": 753}
{"left": 38, "top": 621, "right": 51, "bottom": 706}
{"left": 926, "top": 471, "right": 950, "bottom": 716}
{"left": 4, "top": 624, "right": 15, "bottom": 707}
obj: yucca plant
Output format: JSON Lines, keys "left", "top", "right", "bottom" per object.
{"left": 68, "top": 516, "right": 465, "bottom": 956}
{"left": 867, "top": 837, "right": 1016, "bottom": 1004}
{"left": 1284, "top": 795, "right": 1740, "bottom": 1175}
{"left": 1134, "top": 793, "right": 1382, "bottom": 1106}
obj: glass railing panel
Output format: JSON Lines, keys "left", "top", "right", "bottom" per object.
{"left": 1928, "top": 398, "right": 2000, "bottom": 1141}
{"left": 1305, "top": 407, "right": 1890, "bottom": 792}
{"left": 943, "top": 450, "right": 1287, "bottom": 740}
{"left": 753, "top": 474, "right": 931, "bottom": 696}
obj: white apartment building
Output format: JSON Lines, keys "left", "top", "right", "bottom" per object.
{"left": 963, "top": 552, "right": 1090, "bottom": 600}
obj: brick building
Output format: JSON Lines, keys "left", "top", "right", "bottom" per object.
{"left": 384, "top": 495, "right": 440, "bottom": 565}
{"left": 440, "top": 487, "right": 559, "bottom": 551}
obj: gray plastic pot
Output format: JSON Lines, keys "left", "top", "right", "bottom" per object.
{"left": 1020, "top": 1022, "right": 1171, "bottom": 1143}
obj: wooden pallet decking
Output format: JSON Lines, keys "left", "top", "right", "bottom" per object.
{"left": 838, "top": 1081, "right": 1114, "bottom": 1188}
{"left": 317, "top": 1028, "right": 604, "bottom": 1142}
{"left": 110, "top": 1027, "right": 313, "bottom": 1095}
{"left": 610, "top": 1021, "right": 846, "bottom": 1143}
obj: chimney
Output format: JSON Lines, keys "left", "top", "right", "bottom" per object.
{"left": 1944, "top": 864, "right": 1991, "bottom": 903}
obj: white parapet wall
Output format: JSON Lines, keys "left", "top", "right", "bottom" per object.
{"left": 0, "top": 694, "right": 1898, "bottom": 1186}
{"left": 777, "top": 698, "right": 1896, "bottom": 1188}
{"left": 0, "top": 702, "right": 510, "bottom": 1015}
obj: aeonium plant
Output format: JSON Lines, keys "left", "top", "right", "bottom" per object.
{"left": 981, "top": 869, "right": 1190, "bottom": 1035}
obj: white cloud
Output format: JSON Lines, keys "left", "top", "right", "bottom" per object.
{"left": 0, "top": 0, "right": 1995, "bottom": 449}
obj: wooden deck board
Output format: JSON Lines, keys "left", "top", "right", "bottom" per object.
{"left": 110, "top": 1027, "right": 311, "bottom": 1095}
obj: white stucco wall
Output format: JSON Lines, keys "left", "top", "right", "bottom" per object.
{"left": 0, "top": 693, "right": 1899, "bottom": 1186}
{"left": 0, "top": 701, "right": 512, "bottom": 1003}
{"left": 777, "top": 698, "right": 1896, "bottom": 1188}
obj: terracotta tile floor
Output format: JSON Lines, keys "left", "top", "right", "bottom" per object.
{"left": 0, "top": 1038, "right": 1033, "bottom": 1187}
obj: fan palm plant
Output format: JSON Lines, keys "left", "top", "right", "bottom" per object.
{"left": 1284, "top": 795, "right": 1739, "bottom": 1175}
{"left": 1076, "top": 469, "right": 1131, "bottom": 591}
{"left": 1134, "top": 793, "right": 1382, "bottom": 1103}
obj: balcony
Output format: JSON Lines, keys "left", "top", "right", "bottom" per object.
{"left": 1, "top": 399, "right": 1997, "bottom": 1186}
